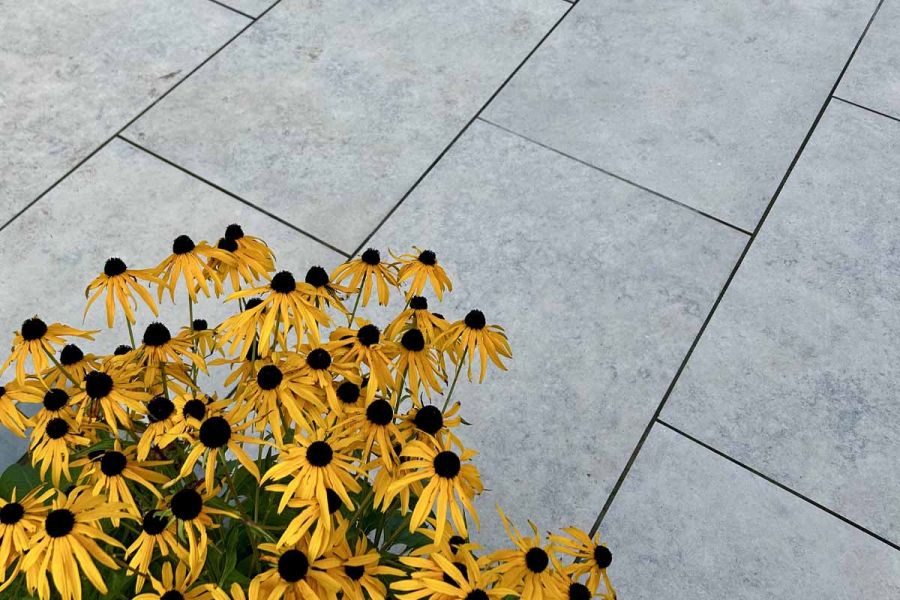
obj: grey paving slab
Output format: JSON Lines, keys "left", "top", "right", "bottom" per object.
{"left": 602, "top": 425, "right": 900, "bottom": 598}
{"left": 125, "top": 0, "right": 565, "bottom": 254}
{"left": 662, "top": 101, "right": 900, "bottom": 545}
{"left": 215, "top": 0, "right": 278, "bottom": 18}
{"left": 0, "top": 0, "right": 248, "bottom": 226}
{"left": 837, "top": 0, "right": 900, "bottom": 120}
{"left": 368, "top": 121, "right": 746, "bottom": 549}
{"left": 0, "top": 139, "right": 342, "bottom": 467}
{"left": 483, "top": 0, "right": 877, "bottom": 232}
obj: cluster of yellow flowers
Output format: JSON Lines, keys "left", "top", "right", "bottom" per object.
{"left": 0, "top": 225, "right": 615, "bottom": 600}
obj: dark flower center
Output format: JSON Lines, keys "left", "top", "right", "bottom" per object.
{"left": 593, "top": 545, "right": 612, "bottom": 568}
{"left": 183, "top": 399, "right": 207, "bottom": 421}
{"left": 278, "top": 549, "right": 309, "bottom": 582}
{"left": 357, "top": 324, "right": 380, "bottom": 346}
{"left": 569, "top": 583, "right": 591, "bottom": 600}
{"left": 418, "top": 250, "right": 437, "bottom": 266}
{"left": 225, "top": 224, "right": 244, "bottom": 240}
{"left": 172, "top": 235, "right": 195, "bottom": 255}
{"left": 170, "top": 489, "right": 203, "bottom": 521}
{"left": 433, "top": 313, "right": 445, "bottom": 320}
{"left": 161, "top": 591, "right": 185, "bottom": 600}
{"left": 142, "top": 322, "right": 171, "bottom": 346}
{"left": 326, "top": 488, "right": 342, "bottom": 514}
{"left": 244, "top": 297, "right": 263, "bottom": 311}
{"left": 271, "top": 271, "right": 296, "bottom": 293}
{"left": 104, "top": 257, "right": 127, "bottom": 277}
{"left": 21, "top": 318, "right": 47, "bottom": 341}
{"left": 147, "top": 396, "right": 175, "bottom": 422}
{"left": 306, "top": 349, "right": 331, "bottom": 370}
{"left": 43, "top": 388, "right": 69, "bottom": 411}
{"left": 199, "top": 416, "right": 231, "bottom": 448}
{"left": 464, "top": 310, "right": 486, "bottom": 330}
{"left": 466, "top": 591, "right": 489, "bottom": 600}
{"left": 413, "top": 405, "right": 443, "bottom": 435}
{"left": 257, "top": 365, "right": 283, "bottom": 390}
{"left": 433, "top": 451, "right": 461, "bottom": 478}
{"left": 443, "top": 562, "right": 468, "bottom": 585}
{"left": 409, "top": 296, "right": 428, "bottom": 310}
{"left": 192, "top": 319, "right": 208, "bottom": 331}
{"left": 84, "top": 371, "right": 113, "bottom": 399}
{"left": 59, "top": 344, "right": 84, "bottom": 365}
{"left": 345, "top": 564, "right": 365, "bottom": 581}
{"left": 0, "top": 502, "right": 24, "bottom": 525}
{"left": 525, "top": 547, "right": 549, "bottom": 573}
{"left": 217, "top": 237, "right": 238, "bottom": 252}
{"left": 114, "top": 345, "right": 132, "bottom": 356}
{"left": 366, "top": 400, "right": 393, "bottom": 426}
{"left": 0, "top": 387, "right": 5, "bottom": 397}
{"left": 449, "top": 535, "right": 466, "bottom": 554}
{"left": 305, "top": 266, "right": 329, "bottom": 288}
{"left": 400, "top": 329, "right": 425, "bottom": 352}
{"left": 336, "top": 381, "right": 360, "bottom": 404}
{"left": 100, "top": 451, "right": 128, "bottom": 477}
{"left": 46, "top": 418, "right": 69, "bottom": 440}
{"left": 361, "top": 248, "right": 381, "bottom": 265}
{"left": 45, "top": 509, "right": 75, "bottom": 537}
{"left": 306, "top": 440, "right": 333, "bottom": 467}
{"left": 142, "top": 510, "right": 169, "bottom": 535}
{"left": 87, "top": 449, "right": 105, "bottom": 460}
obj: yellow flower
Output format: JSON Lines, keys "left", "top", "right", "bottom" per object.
{"left": 43, "top": 343, "right": 99, "bottom": 389}
{"left": 249, "top": 541, "right": 342, "bottom": 600}
{"left": 137, "top": 393, "right": 188, "bottom": 460}
{"left": 393, "top": 328, "right": 445, "bottom": 400}
{"left": 330, "top": 323, "right": 393, "bottom": 404}
{"left": 179, "top": 318, "right": 218, "bottom": 356}
{"left": 20, "top": 486, "right": 132, "bottom": 600}
{"left": 549, "top": 527, "right": 616, "bottom": 598}
{"left": 210, "top": 225, "right": 275, "bottom": 293}
{"left": 394, "top": 550, "right": 512, "bottom": 600}
{"left": 342, "top": 398, "right": 405, "bottom": 469}
{"left": 73, "top": 365, "right": 150, "bottom": 431}
{"left": 399, "top": 402, "right": 463, "bottom": 448}
{"left": 0, "top": 381, "right": 34, "bottom": 437}
{"left": 0, "top": 487, "right": 53, "bottom": 588}
{"left": 154, "top": 235, "right": 231, "bottom": 302}
{"left": 166, "top": 486, "right": 236, "bottom": 577}
{"left": 300, "top": 265, "right": 351, "bottom": 313}
{"left": 270, "top": 488, "right": 348, "bottom": 558}
{"left": 334, "top": 535, "right": 404, "bottom": 600}
{"left": 332, "top": 248, "right": 398, "bottom": 307}
{"left": 125, "top": 509, "right": 189, "bottom": 593}
{"left": 134, "top": 561, "right": 222, "bottom": 600}
{"left": 29, "top": 413, "right": 90, "bottom": 487}
{"left": 385, "top": 296, "right": 450, "bottom": 346}
{"left": 136, "top": 322, "right": 206, "bottom": 388}
{"left": 288, "top": 343, "right": 359, "bottom": 415}
{"left": 84, "top": 257, "right": 161, "bottom": 326}
{"left": 487, "top": 509, "right": 567, "bottom": 600}
{"left": 391, "top": 248, "right": 453, "bottom": 301}
{"left": 435, "top": 310, "right": 511, "bottom": 383}
{"left": 0, "top": 317, "right": 97, "bottom": 384}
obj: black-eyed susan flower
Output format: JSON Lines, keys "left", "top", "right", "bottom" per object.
{"left": 73, "top": 366, "right": 149, "bottom": 430}
{"left": 334, "top": 535, "right": 403, "bottom": 600}
{"left": 0, "top": 487, "right": 53, "bottom": 585}
{"left": 84, "top": 257, "right": 161, "bottom": 327}
{"left": 133, "top": 561, "right": 222, "bottom": 600}
{"left": 1, "top": 318, "right": 97, "bottom": 384}
{"left": 125, "top": 509, "right": 189, "bottom": 593}
{"left": 330, "top": 323, "right": 393, "bottom": 403}
{"left": 136, "top": 322, "right": 206, "bottom": 388}
{"left": 210, "top": 229, "right": 273, "bottom": 294}
{"left": 155, "top": 235, "right": 231, "bottom": 302}
{"left": 16, "top": 384, "right": 74, "bottom": 430}
{"left": 387, "top": 438, "right": 482, "bottom": 543}
{"left": 332, "top": 248, "right": 398, "bottom": 307}
{"left": 29, "top": 414, "right": 90, "bottom": 487}
{"left": 249, "top": 541, "right": 342, "bottom": 600}
{"left": 342, "top": 398, "right": 404, "bottom": 469}
{"left": 180, "top": 318, "right": 217, "bottom": 356}
{"left": 137, "top": 394, "right": 187, "bottom": 460}
{"left": 435, "top": 310, "right": 511, "bottom": 383}
{"left": 270, "top": 488, "right": 348, "bottom": 557}
{"left": 385, "top": 296, "right": 450, "bottom": 345}
{"left": 301, "top": 265, "right": 351, "bottom": 313}
{"left": 166, "top": 486, "right": 236, "bottom": 576}
{"left": 225, "top": 223, "right": 276, "bottom": 274}
{"left": 393, "top": 328, "right": 444, "bottom": 400}
{"left": 0, "top": 382, "right": 33, "bottom": 437}
{"left": 394, "top": 550, "right": 512, "bottom": 600}
{"left": 391, "top": 248, "right": 453, "bottom": 301}
{"left": 288, "top": 343, "right": 359, "bottom": 415}
{"left": 550, "top": 527, "right": 616, "bottom": 597}
{"left": 488, "top": 510, "right": 567, "bottom": 600}
{"left": 43, "top": 343, "right": 99, "bottom": 389}
{"left": 20, "top": 486, "right": 132, "bottom": 600}
{"left": 400, "top": 402, "right": 463, "bottom": 447}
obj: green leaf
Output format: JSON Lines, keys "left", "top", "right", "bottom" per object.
{"left": 0, "top": 462, "right": 42, "bottom": 498}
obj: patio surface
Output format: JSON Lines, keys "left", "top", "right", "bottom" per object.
{"left": 2, "top": 0, "right": 900, "bottom": 596}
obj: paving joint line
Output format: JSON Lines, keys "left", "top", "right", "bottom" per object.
{"left": 585, "top": 0, "right": 887, "bottom": 539}
{"left": 204, "top": 0, "right": 255, "bottom": 20}
{"left": 348, "top": 0, "right": 578, "bottom": 258}
{"left": 117, "top": 135, "right": 351, "bottom": 258}
{"left": 477, "top": 116, "right": 752, "bottom": 236}
{"left": 0, "top": 0, "right": 285, "bottom": 238}
{"left": 656, "top": 418, "right": 900, "bottom": 552}
{"left": 832, "top": 95, "right": 900, "bottom": 125}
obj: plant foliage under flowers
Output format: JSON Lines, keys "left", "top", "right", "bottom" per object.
{"left": 0, "top": 226, "right": 616, "bottom": 600}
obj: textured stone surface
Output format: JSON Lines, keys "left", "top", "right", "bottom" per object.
{"left": 0, "top": 0, "right": 247, "bottom": 225}
{"left": 602, "top": 425, "right": 900, "bottom": 598}
{"left": 126, "top": 0, "right": 565, "bottom": 253}
{"left": 217, "top": 0, "right": 278, "bottom": 17}
{"left": 370, "top": 121, "right": 746, "bottom": 548}
{"left": 484, "top": 0, "right": 877, "bottom": 231}
{"left": 662, "top": 101, "right": 900, "bottom": 545}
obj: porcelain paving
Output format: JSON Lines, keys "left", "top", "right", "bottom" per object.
{"left": 368, "top": 121, "right": 746, "bottom": 548}
{"left": 837, "top": 0, "right": 900, "bottom": 120}
{"left": 662, "top": 101, "right": 900, "bottom": 545}
{"left": 0, "top": 139, "right": 342, "bottom": 467}
{"left": 0, "top": 0, "right": 248, "bottom": 226}
{"left": 125, "top": 0, "right": 565, "bottom": 254}
{"left": 483, "top": 0, "right": 877, "bottom": 231}
{"left": 215, "top": 0, "right": 278, "bottom": 18}
{"left": 602, "top": 425, "right": 900, "bottom": 598}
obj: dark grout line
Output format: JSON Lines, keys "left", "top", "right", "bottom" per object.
{"left": 204, "top": 0, "right": 255, "bottom": 20}
{"left": 117, "top": 135, "right": 351, "bottom": 258}
{"left": 656, "top": 419, "right": 900, "bottom": 552}
{"left": 477, "top": 116, "right": 753, "bottom": 237}
{"left": 0, "top": 0, "right": 285, "bottom": 238}
{"left": 586, "top": 0, "right": 887, "bottom": 538}
{"left": 832, "top": 95, "right": 900, "bottom": 125}
{"left": 348, "top": 0, "right": 578, "bottom": 258}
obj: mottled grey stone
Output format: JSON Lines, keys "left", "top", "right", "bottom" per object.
{"left": 662, "top": 101, "right": 900, "bottom": 545}
{"left": 0, "top": 0, "right": 248, "bottom": 225}
{"left": 484, "top": 0, "right": 877, "bottom": 231}
{"left": 837, "top": 0, "right": 900, "bottom": 120}
{"left": 0, "top": 139, "right": 342, "bottom": 467}
{"left": 602, "top": 425, "right": 900, "bottom": 598}
{"left": 369, "top": 121, "right": 745, "bottom": 548}
{"left": 125, "top": 0, "right": 565, "bottom": 254}
{"left": 217, "top": 0, "right": 278, "bottom": 18}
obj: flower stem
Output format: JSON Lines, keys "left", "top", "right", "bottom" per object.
{"left": 43, "top": 348, "right": 80, "bottom": 388}
{"left": 126, "top": 318, "right": 136, "bottom": 348}
{"left": 347, "top": 273, "right": 366, "bottom": 326}
{"left": 442, "top": 348, "right": 467, "bottom": 412}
